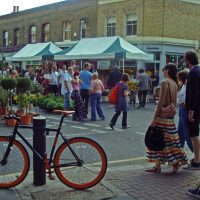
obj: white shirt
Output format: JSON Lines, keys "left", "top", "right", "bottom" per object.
{"left": 50, "top": 71, "right": 58, "bottom": 85}
{"left": 177, "top": 84, "right": 186, "bottom": 105}
{"left": 61, "top": 72, "right": 73, "bottom": 95}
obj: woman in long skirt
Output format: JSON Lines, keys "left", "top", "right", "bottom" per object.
{"left": 146, "top": 64, "right": 188, "bottom": 173}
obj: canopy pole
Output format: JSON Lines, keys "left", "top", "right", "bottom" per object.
{"left": 122, "top": 58, "right": 125, "bottom": 73}
{"left": 81, "top": 60, "right": 83, "bottom": 70}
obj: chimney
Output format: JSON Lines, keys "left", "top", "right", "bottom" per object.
{"left": 13, "top": 6, "right": 19, "bottom": 13}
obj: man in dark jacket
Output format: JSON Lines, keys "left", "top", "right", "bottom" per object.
{"left": 107, "top": 66, "right": 122, "bottom": 89}
{"left": 185, "top": 51, "right": 200, "bottom": 197}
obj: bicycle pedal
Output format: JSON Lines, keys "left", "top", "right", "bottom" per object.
{"left": 48, "top": 175, "right": 55, "bottom": 180}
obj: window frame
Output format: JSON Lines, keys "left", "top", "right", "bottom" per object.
{"left": 3, "top": 31, "right": 9, "bottom": 47}
{"left": 41, "top": 23, "right": 50, "bottom": 42}
{"left": 63, "top": 21, "right": 72, "bottom": 41}
{"left": 126, "top": 14, "right": 137, "bottom": 36}
{"left": 106, "top": 16, "right": 116, "bottom": 37}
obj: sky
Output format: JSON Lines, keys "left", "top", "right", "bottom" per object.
{"left": 0, "top": 0, "right": 64, "bottom": 16}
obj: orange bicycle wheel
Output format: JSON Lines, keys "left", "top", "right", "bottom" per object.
{"left": 0, "top": 136, "right": 30, "bottom": 188}
{"left": 54, "top": 137, "right": 107, "bottom": 189}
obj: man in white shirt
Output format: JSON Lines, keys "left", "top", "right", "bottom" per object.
{"left": 50, "top": 65, "right": 59, "bottom": 95}
{"left": 61, "top": 67, "right": 74, "bottom": 110}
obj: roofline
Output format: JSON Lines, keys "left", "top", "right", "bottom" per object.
{"left": 0, "top": 0, "right": 80, "bottom": 18}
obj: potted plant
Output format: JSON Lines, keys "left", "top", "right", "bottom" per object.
{"left": 0, "top": 87, "right": 8, "bottom": 115}
{"left": 16, "top": 77, "right": 32, "bottom": 125}
{"left": 1, "top": 77, "right": 17, "bottom": 126}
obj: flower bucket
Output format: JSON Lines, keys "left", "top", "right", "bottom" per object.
{"left": 5, "top": 118, "right": 17, "bottom": 127}
{"left": 20, "top": 115, "right": 32, "bottom": 125}
{"left": 0, "top": 107, "right": 7, "bottom": 115}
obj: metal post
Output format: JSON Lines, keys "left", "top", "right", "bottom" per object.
{"left": 33, "top": 116, "right": 46, "bottom": 186}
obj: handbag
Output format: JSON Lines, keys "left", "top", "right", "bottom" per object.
{"left": 145, "top": 126, "right": 165, "bottom": 151}
{"left": 160, "top": 81, "right": 176, "bottom": 118}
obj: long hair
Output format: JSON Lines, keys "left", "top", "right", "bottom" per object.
{"left": 163, "top": 63, "right": 178, "bottom": 85}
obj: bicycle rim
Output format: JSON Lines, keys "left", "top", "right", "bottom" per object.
{"left": 0, "top": 136, "right": 30, "bottom": 188}
{"left": 54, "top": 137, "right": 107, "bottom": 189}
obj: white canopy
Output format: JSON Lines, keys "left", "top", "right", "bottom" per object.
{"left": 55, "top": 36, "right": 154, "bottom": 61}
{"left": 6, "top": 42, "right": 63, "bottom": 61}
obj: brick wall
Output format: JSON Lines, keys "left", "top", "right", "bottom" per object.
{"left": 0, "top": 0, "right": 98, "bottom": 47}
{"left": 98, "top": 0, "right": 200, "bottom": 41}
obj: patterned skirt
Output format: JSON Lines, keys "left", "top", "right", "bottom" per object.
{"left": 71, "top": 90, "right": 86, "bottom": 120}
{"left": 146, "top": 117, "right": 188, "bottom": 166}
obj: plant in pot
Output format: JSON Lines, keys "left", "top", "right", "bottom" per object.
{"left": 16, "top": 77, "right": 32, "bottom": 125}
{"left": 1, "top": 77, "right": 17, "bottom": 126}
{"left": 30, "top": 82, "right": 44, "bottom": 113}
{"left": 0, "top": 86, "right": 8, "bottom": 115}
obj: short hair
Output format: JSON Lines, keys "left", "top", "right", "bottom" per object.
{"left": 121, "top": 73, "right": 130, "bottom": 82}
{"left": 84, "top": 62, "right": 90, "bottom": 69}
{"left": 138, "top": 68, "right": 144, "bottom": 73}
{"left": 185, "top": 51, "right": 199, "bottom": 65}
{"left": 178, "top": 70, "right": 188, "bottom": 84}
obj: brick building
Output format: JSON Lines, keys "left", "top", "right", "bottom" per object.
{"left": 1, "top": 0, "right": 200, "bottom": 75}
{"left": 0, "top": 0, "right": 98, "bottom": 66}
{"left": 98, "top": 0, "right": 200, "bottom": 77}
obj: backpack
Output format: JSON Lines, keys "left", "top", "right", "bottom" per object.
{"left": 109, "top": 84, "right": 119, "bottom": 104}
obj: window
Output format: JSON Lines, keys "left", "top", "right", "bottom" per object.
{"left": 126, "top": 14, "right": 137, "bottom": 36}
{"left": 106, "top": 17, "right": 116, "bottom": 37}
{"left": 166, "top": 54, "right": 184, "bottom": 71}
{"left": 29, "top": 26, "right": 36, "bottom": 43}
{"left": 14, "top": 29, "right": 20, "bottom": 45}
{"left": 42, "top": 23, "right": 50, "bottom": 42}
{"left": 63, "top": 21, "right": 72, "bottom": 41}
{"left": 80, "top": 18, "right": 88, "bottom": 39}
{"left": 3, "top": 31, "right": 8, "bottom": 47}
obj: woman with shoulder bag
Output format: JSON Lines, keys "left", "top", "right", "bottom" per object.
{"left": 146, "top": 64, "right": 188, "bottom": 174}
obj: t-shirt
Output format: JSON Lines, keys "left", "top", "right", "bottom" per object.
{"left": 80, "top": 70, "right": 92, "bottom": 90}
{"left": 61, "top": 73, "right": 73, "bottom": 95}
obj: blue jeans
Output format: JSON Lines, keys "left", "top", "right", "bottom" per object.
{"left": 64, "top": 91, "right": 71, "bottom": 110}
{"left": 178, "top": 105, "right": 193, "bottom": 152}
{"left": 90, "top": 93, "right": 105, "bottom": 120}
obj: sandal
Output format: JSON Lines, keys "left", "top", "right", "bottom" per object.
{"left": 145, "top": 166, "right": 161, "bottom": 173}
{"left": 172, "top": 162, "right": 181, "bottom": 174}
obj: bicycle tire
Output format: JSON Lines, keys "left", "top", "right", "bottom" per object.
{"left": 0, "top": 136, "right": 30, "bottom": 188}
{"left": 54, "top": 137, "right": 107, "bottom": 189}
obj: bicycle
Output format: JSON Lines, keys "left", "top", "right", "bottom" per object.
{"left": 0, "top": 110, "right": 107, "bottom": 189}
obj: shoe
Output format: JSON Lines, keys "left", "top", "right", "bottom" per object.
{"left": 100, "top": 117, "right": 105, "bottom": 121}
{"left": 187, "top": 187, "right": 200, "bottom": 199}
{"left": 172, "top": 162, "right": 181, "bottom": 174}
{"left": 109, "top": 123, "right": 114, "bottom": 129}
{"left": 137, "top": 105, "right": 141, "bottom": 109}
{"left": 122, "top": 126, "right": 130, "bottom": 129}
{"left": 184, "top": 160, "right": 200, "bottom": 170}
{"left": 90, "top": 119, "right": 96, "bottom": 121}
{"left": 145, "top": 166, "right": 161, "bottom": 173}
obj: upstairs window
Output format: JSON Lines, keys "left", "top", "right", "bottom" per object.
{"left": 63, "top": 21, "right": 72, "bottom": 41}
{"left": 80, "top": 18, "right": 88, "bottom": 39}
{"left": 42, "top": 23, "right": 50, "bottom": 42}
{"left": 14, "top": 29, "right": 20, "bottom": 45}
{"left": 126, "top": 14, "right": 137, "bottom": 36}
{"left": 106, "top": 17, "right": 116, "bottom": 37}
{"left": 29, "top": 26, "right": 36, "bottom": 43}
{"left": 3, "top": 31, "right": 8, "bottom": 47}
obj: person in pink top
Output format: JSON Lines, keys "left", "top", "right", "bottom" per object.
{"left": 71, "top": 71, "right": 86, "bottom": 121}
{"left": 90, "top": 73, "right": 105, "bottom": 121}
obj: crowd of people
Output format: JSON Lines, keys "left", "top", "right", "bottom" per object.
{"left": 1, "top": 51, "right": 200, "bottom": 198}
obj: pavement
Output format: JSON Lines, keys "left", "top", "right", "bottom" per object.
{"left": 0, "top": 103, "right": 200, "bottom": 200}
{"left": 0, "top": 158, "right": 200, "bottom": 200}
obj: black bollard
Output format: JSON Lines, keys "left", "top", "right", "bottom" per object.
{"left": 33, "top": 116, "right": 46, "bottom": 186}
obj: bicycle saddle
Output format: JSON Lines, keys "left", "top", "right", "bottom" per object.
{"left": 53, "top": 110, "right": 75, "bottom": 116}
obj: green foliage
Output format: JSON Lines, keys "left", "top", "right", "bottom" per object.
{"left": 17, "top": 77, "right": 32, "bottom": 93}
{"left": 30, "top": 82, "right": 44, "bottom": 94}
{"left": 56, "top": 103, "right": 64, "bottom": 110}
{"left": 46, "top": 100, "right": 57, "bottom": 111}
{"left": 1, "top": 77, "right": 17, "bottom": 90}
{"left": 0, "top": 87, "right": 8, "bottom": 107}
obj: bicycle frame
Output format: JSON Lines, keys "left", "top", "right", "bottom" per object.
{"left": 2, "top": 115, "right": 83, "bottom": 169}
